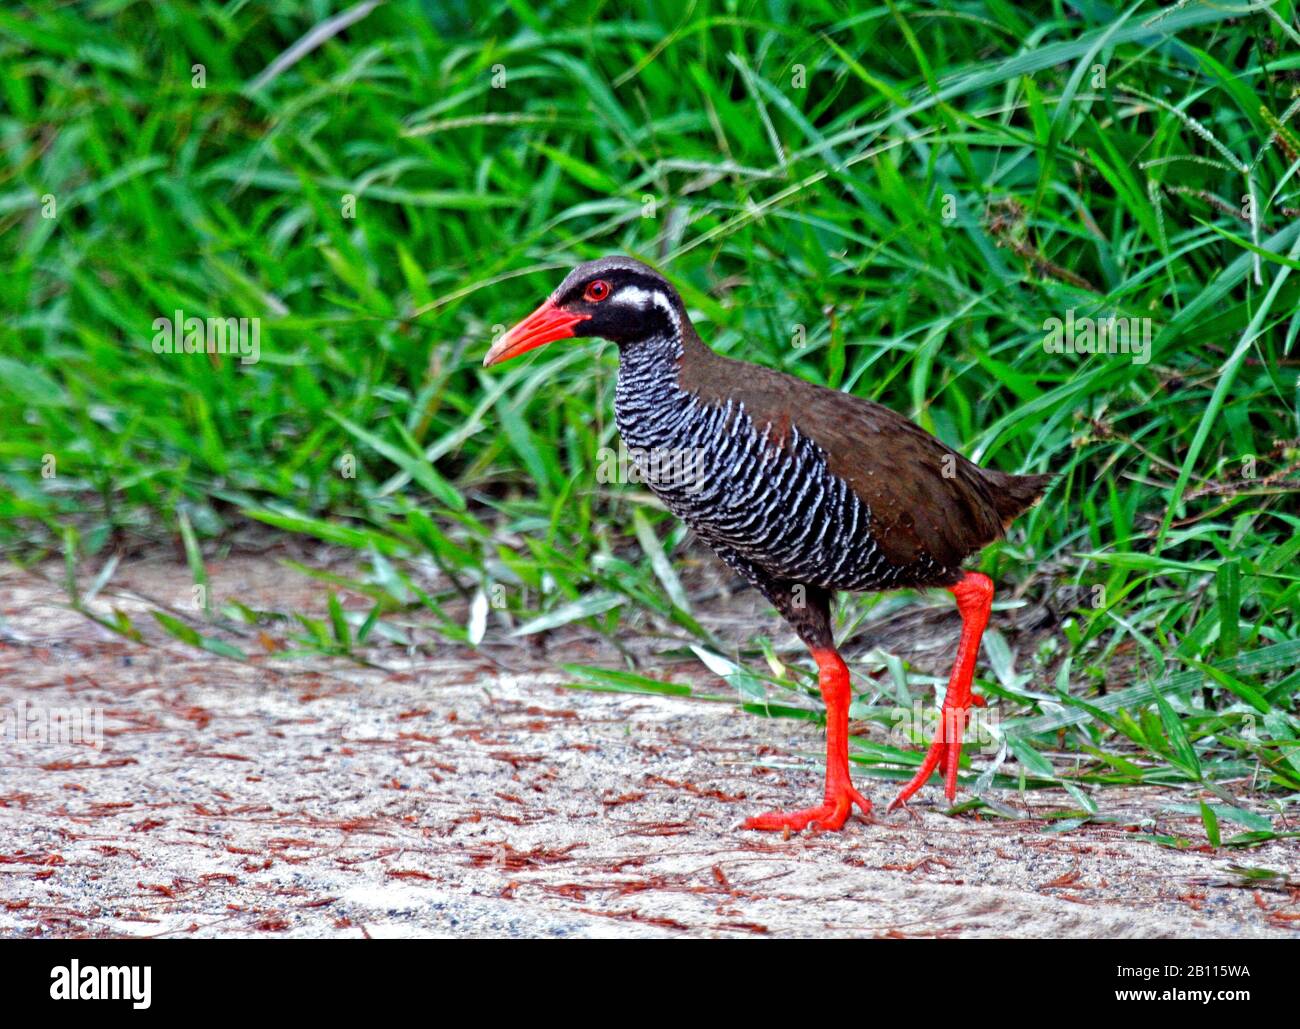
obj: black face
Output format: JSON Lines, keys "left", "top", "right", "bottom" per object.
{"left": 552, "top": 256, "right": 682, "bottom": 345}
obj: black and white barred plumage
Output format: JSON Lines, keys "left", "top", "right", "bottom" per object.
{"left": 614, "top": 331, "right": 955, "bottom": 597}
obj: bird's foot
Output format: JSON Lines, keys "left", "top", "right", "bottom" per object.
{"left": 888, "top": 572, "right": 995, "bottom": 813}
{"left": 744, "top": 785, "right": 872, "bottom": 833}
{"left": 887, "top": 695, "right": 984, "bottom": 812}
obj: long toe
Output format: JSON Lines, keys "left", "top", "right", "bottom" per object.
{"left": 943, "top": 732, "right": 965, "bottom": 800}
{"left": 744, "top": 801, "right": 848, "bottom": 833}
{"left": 744, "top": 788, "right": 869, "bottom": 833}
{"left": 845, "top": 785, "right": 873, "bottom": 818}
{"left": 887, "top": 738, "right": 948, "bottom": 812}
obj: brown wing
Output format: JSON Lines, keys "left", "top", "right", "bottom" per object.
{"left": 681, "top": 342, "right": 1037, "bottom": 569}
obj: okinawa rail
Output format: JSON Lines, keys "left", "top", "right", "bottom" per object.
{"left": 484, "top": 256, "right": 1051, "bottom": 832}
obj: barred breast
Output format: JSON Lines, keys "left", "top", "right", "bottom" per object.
{"left": 615, "top": 350, "right": 955, "bottom": 593}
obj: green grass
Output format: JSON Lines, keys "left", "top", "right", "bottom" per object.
{"left": 3, "top": 0, "right": 1300, "bottom": 840}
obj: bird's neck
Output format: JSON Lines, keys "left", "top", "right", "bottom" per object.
{"left": 613, "top": 327, "right": 714, "bottom": 450}
{"left": 615, "top": 330, "right": 683, "bottom": 390}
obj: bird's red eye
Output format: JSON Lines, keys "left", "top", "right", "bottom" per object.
{"left": 584, "top": 280, "right": 610, "bottom": 302}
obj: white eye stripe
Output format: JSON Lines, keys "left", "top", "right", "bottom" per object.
{"left": 613, "top": 284, "right": 680, "bottom": 332}
{"left": 613, "top": 285, "right": 654, "bottom": 305}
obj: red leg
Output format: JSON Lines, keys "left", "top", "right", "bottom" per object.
{"left": 888, "top": 571, "right": 993, "bottom": 812}
{"left": 745, "top": 647, "right": 872, "bottom": 832}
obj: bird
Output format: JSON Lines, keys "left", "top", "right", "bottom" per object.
{"left": 484, "top": 255, "right": 1051, "bottom": 832}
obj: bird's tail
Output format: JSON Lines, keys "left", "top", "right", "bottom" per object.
{"left": 984, "top": 470, "right": 1054, "bottom": 526}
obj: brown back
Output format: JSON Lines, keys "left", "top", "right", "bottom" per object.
{"left": 677, "top": 329, "right": 1046, "bottom": 569}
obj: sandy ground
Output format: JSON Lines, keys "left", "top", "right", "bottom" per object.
{"left": 1, "top": 556, "right": 1297, "bottom": 938}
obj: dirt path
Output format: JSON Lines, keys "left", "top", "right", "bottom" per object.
{"left": 1, "top": 557, "right": 1296, "bottom": 938}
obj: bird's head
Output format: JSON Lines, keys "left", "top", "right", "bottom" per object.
{"left": 483, "top": 256, "right": 683, "bottom": 367}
